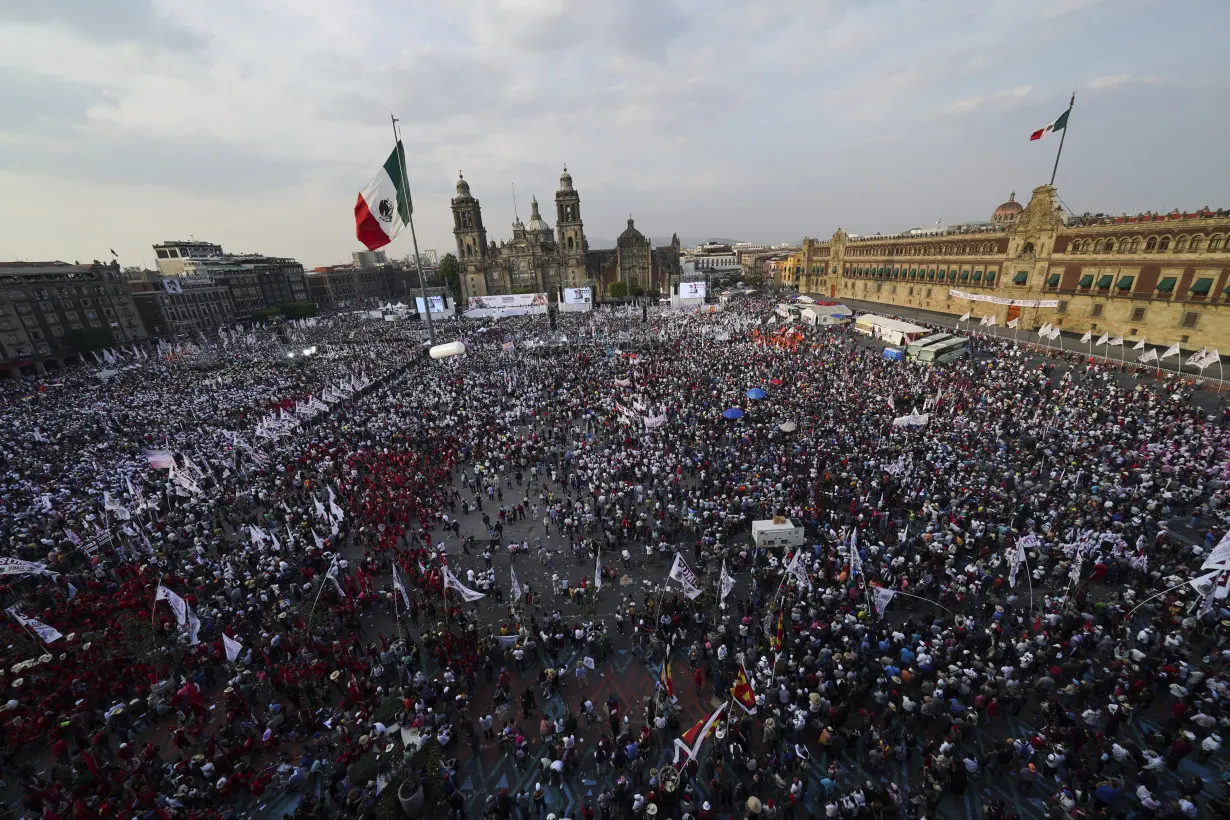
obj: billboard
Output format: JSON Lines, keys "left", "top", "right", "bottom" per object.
{"left": 563, "top": 287, "right": 592, "bottom": 305}
{"left": 467, "top": 293, "right": 548, "bottom": 310}
{"left": 415, "top": 295, "right": 447, "bottom": 314}
{"left": 678, "top": 281, "right": 707, "bottom": 299}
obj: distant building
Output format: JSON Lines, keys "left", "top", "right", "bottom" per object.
{"left": 306, "top": 266, "right": 392, "bottom": 311}
{"left": 125, "top": 269, "right": 236, "bottom": 338}
{"left": 150, "top": 240, "right": 309, "bottom": 318}
{"left": 0, "top": 260, "right": 148, "bottom": 377}
{"left": 351, "top": 250, "right": 388, "bottom": 269}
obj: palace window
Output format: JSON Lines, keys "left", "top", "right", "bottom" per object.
{"left": 1090, "top": 304, "right": 1104, "bottom": 317}
{"left": 1144, "top": 237, "right": 1158, "bottom": 252}
{"left": 1130, "top": 307, "right": 1146, "bottom": 322}
{"left": 1118, "top": 239, "right": 1131, "bottom": 253}
{"left": 1175, "top": 236, "right": 1188, "bottom": 252}
{"left": 1158, "top": 236, "right": 1171, "bottom": 251}
{"left": 1181, "top": 311, "right": 1199, "bottom": 329}
{"left": 1209, "top": 235, "right": 1225, "bottom": 250}
{"left": 1189, "top": 235, "right": 1203, "bottom": 252}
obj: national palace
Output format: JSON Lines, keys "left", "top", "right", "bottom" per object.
{"left": 778, "top": 185, "right": 1230, "bottom": 350}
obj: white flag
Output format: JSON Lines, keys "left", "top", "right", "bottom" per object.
{"left": 1047, "top": 327, "right": 1061, "bottom": 340}
{"left": 67, "top": 582, "right": 77, "bottom": 600}
{"left": 155, "top": 584, "right": 188, "bottom": 626}
{"left": 668, "top": 553, "right": 703, "bottom": 599}
{"left": 1196, "top": 349, "right": 1220, "bottom": 370}
{"left": 1080, "top": 331, "right": 1092, "bottom": 344}
{"left": 1095, "top": 332, "right": 1109, "bottom": 346}
{"left": 223, "top": 633, "right": 243, "bottom": 662}
{"left": 1007, "top": 318, "right": 1019, "bottom": 329}
{"left": 324, "top": 555, "right": 347, "bottom": 598}
{"left": 719, "top": 559, "right": 735, "bottom": 608}
{"left": 958, "top": 311, "right": 970, "bottom": 322}
{"left": 1160, "top": 343, "right": 1180, "bottom": 360}
{"left": 872, "top": 587, "right": 896, "bottom": 618}
{"left": 102, "top": 491, "right": 131, "bottom": 520}
{"left": 7, "top": 607, "right": 63, "bottom": 643}
{"left": 985, "top": 314, "right": 997, "bottom": 327}
{"left": 185, "top": 608, "right": 201, "bottom": 645}
{"left": 442, "top": 566, "right": 486, "bottom": 602}
{"left": 978, "top": 315, "right": 988, "bottom": 326}
{"left": 1108, "top": 337, "right": 1123, "bottom": 347}
{"left": 784, "top": 547, "right": 811, "bottom": 589}
{"left": 1186, "top": 347, "right": 1208, "bottom": 367}
{"left": 0, "top": 556, "right": 52, "bottom": 577}
{"left": 1138, "top": 349, "right": 1158, "bottom": 364}
{"left": 595, "top": 549, "right": 602, "bottom": 590}
{"left": 327, "top": 486, "right": 345, "bottom": 521}
{"left": 1037, "top": 323, "right": 1052, "bottom": 337}
{"left": 1132, "top": 338, "right": 1146, "bottom": 350}
{"left": 392, "top": 564, "right": 411, "bottom": 610}
{"left": 511, "top": 567, "right": 522, "bottom": 601}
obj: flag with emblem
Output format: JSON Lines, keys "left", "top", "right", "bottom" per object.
{"left": 1030, "top": 107, "right": 1070, "bottom": 141}
{"left": 355, "top": 141, "right": 412, "bottom": 251}
{"left": 673, "top": 701, "right": 729, "bottom": 763}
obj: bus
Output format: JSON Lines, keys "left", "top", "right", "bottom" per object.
{"left": 905, "top": 333, "right": 954, "bottom": 360}
{"left": 917, "top": 336, "right": 969, "bottom": 364}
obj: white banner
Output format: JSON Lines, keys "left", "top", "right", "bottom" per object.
{"left": 784, "top": 548, "right": 811, "bottom": 589}
{"left": 7, "top": 607, "right": 63, "bottom": 643}
{"left": 668, "top": 554, "right": 703, "bottom": 599}
{"left": 511, "top": 567, "right": 522, "bottom": 601}
{"left": 595, "top": 550, "right": 603, "bottom": 590}
{"left": 223, "top": 633, "right": 243, "bottom": 663}
{"left": 392, "top": 565, "right": 411, "bottom": 611}
{"left": 891, "top": 412, "right": 930, "bottom": 428}
{"left": 0, "top": 556, "right": 51, "bottom": 577}
{"left": 948, "top": 289, "right": 1058, "bottom": 308}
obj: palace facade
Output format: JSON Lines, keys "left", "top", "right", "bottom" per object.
{"left": 784, "top": 185, "right": 1230, "bottom": 350}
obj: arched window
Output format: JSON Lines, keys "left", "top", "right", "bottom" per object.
{"left": 1129, "top": 237, "right": 1141, "bottom": 252}
{"left": 1158, "top": 236, "right": 1171, "bottom": 251}
{"left": 1144, "top": 236, "right": 1157, "bottom": 252}
{"left": 1093, "top": 239, "right": 1104, "bottom": 253}
{"left": 1174, "top": 236, "right": 1188, "bottom": 252}
{"left": 1118, "top": 238, "right": 1131, "bottom": 253}
{"left": 1210, "top": 235, "right": 1225, "bottom": 251}
{"left": 1189, "top": 235, "right": 1203, "bottom": 252}
{"left": 1022, "top": 242, "right": 1035, "bottom": 255}
{"left": 567, "top": 236, "right": 574, "bottom": 250}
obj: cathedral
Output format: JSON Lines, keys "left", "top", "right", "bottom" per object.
{"left": 450, "top": 167, "right": 681, "bottom": 303}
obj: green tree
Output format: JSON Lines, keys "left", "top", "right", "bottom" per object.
{"left": 279, "top": 301, "right": 318, "bottom": 319}
{"left": 512, "top": 285, "right": 539, "bottom": 295}
{"left": 62, "top": 325, "right": 115, "bottom": 354}
{"left": 631, "top": 285, "right": 646, "bottom": 298}
{"left": 439, "top": 253, "right": 461, "bottom": 301}
{"left": 608, "top": 281, "right": 628, "bottom": 299}
{"left": 648, "top": 288, "right": 662, "bottom": 300}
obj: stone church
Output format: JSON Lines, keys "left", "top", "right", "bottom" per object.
{"left": 451, "top": 167, "right": 680, "bottom": 303}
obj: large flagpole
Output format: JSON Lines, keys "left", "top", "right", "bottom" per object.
{"left": 1049, "top": 91, "right": 1076, "bottom": 186}
{"left": 391, "top": 114, "right": 437, "bottom": 345}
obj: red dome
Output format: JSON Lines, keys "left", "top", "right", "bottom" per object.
{"left": 992, "top": 191, "right": 1023, "bottom": 223}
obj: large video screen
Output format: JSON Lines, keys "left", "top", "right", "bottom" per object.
{"left": 563, "top": 287, "right": 592, "bottom": 304}
{"left": 415, "top": 295, "right": 447, "bottom": 314}
{"left": 679, "top": 281, "right": 707, "bottom": 299}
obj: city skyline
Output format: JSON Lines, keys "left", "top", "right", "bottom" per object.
{"left": 1, "top": 0, "right": 1228, "bottom": 269}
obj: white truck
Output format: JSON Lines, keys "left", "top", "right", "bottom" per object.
{"left": 751, "top": 517, "right": 805, "bottom": 550}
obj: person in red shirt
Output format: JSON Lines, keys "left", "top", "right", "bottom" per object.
{"left": 694, "top": 668, "right": 704, "bottom": 696}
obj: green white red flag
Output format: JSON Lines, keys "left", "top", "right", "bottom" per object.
{"left": 355, "top": 141, "right": 411, "bottom": 251}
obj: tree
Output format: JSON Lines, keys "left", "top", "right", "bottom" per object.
{"left": 512, "top": 285, "right": 538, "bottom": 295}
{"left": 279, "top": 301, "right": 318, "bottom": 319}
{"left": 648, "top": 288, "right": 662, "bottom": 300}
{"left": 608, "top": 281, "right": 628, "bottom": 299}
{"left": 439, "top": 253, "right": 461, "bottom": 302}
{"left": 62, "top": 325, "right": 115, "bottom": 354}
{"left": 631, "top": 285, "right": 646, "bottom": 298}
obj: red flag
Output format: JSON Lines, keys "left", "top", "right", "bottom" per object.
{"left": 772, "top": 606, "right": 785, "bottom": 653}
{"left": 730, "top": 663, "right": 757, "bottom": 713}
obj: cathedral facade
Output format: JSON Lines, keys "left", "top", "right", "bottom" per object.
{"left": 451, "top": 168, "right": 681, "bottom": 303}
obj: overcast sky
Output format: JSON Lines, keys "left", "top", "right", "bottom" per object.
{"left": 2, "top": 0, "right": 1227, "bottom": 268}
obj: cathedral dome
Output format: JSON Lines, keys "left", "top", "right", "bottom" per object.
{"left": 559, "top": 165, "right": 573, "bottom": 191}
{"left": 619, "top": 217, "right": 647, "bottom": 245}
{"left": 456, "top": 173, "right": 472, "bottom": 198}
{"left": 526, "top": 196, "right": 551, "bottom": 235}
{"left": 992, "top": 191, "right": 1023, "bottom": 224}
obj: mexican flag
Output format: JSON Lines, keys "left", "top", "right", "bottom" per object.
{"left": 355, "top": 141, "right": 411, "bottom": 251}
{"left": 1030, "top": 108, "right": 1070, "bottom": 141}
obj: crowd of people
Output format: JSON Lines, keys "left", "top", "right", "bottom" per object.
{"left": 0, "top": 296, "right": 1226, "bottom": 820}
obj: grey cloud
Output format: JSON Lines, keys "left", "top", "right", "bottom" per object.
{"left": 0, "top": 128, "right": 308, "bottom": 193}
{"left": 0, "top": 0, "right": 203, "bottom": 49}
{"left": 0, "top": 67, "right": 105, "bottom": 137}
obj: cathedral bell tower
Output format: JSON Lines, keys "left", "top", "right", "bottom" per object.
{"left": 451, "top": 172, "right": 489, "bottom": 300}
{"left": 555, "top": 166, "right": 587, "bottom": 287}
{"left": 451, "top": 173, "right": 487, "bottom": 262}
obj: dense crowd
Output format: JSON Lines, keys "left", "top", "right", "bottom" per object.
{"left": 0, "top": 298, "right": 1226, "bottom": 820}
